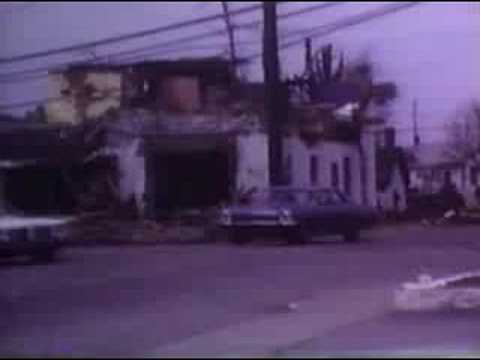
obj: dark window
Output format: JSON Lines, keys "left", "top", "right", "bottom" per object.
{"left": 471, "top": 167, "right": 478, "bottom": 186}
{"left": 310, "top": 155, "right": 318, "bottom": 186}
{"left": 331, "top": 162, "right": 339, "bottom": 189}
{"left": 284, "top": 154, "right": 292, "bottom": 185}
{"left": 343, "top": 157, "right": 351, "bottom": 195}
{"left": 444, "top": 170, "right": 452, "bottom": 186}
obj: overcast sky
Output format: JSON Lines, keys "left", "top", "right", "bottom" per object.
{"left": 1, "top": 2, "right": 479, "bottom": 146}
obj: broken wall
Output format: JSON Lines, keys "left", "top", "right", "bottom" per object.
{"left": 235, "top": 133, "right": 270, "bottom": 194}
{"left": 46, "top": 71, "right": 122, "bottom": 125}
{"left": 106, "top": 131, "right": 146, "bottom": 217}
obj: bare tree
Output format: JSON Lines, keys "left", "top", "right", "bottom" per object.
{"left": 445, "top": 100, "right": 480, "bottom": 164}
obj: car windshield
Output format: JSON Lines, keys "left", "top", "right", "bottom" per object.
{"left": 239, "top": 188, "right": 348, "bottom": 206}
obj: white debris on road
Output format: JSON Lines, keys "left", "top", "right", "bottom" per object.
{"left": 287, "top": 302, "right": 299, "bottom": 311}
{"left": 394, "top": 271, "right": 480, "bottom": 311}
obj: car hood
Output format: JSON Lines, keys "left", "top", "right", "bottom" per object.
{"left": 0, "top": 215, "right": 75, "bottom": 230}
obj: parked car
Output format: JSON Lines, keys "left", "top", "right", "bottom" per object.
{"left": 0, "top": 216, "right": 72, "bottom": 262}
{"left": 215, "top": 187, "right": 379, "bottom": 244}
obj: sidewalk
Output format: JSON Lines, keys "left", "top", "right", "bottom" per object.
{"left": 149, "top": 287, "right": 392, "bottom": 358}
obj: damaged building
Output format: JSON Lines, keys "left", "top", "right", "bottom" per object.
{"left": 40, "top": 48, "right": 399, "bottom": 219}
{"left": 282, "top": 93, "right": 381, "bottom": 207}
{"left": 44, "top": 58, "right": 269, "bottom": 219}
{"left": 281, "top": 42, "right": 403, "bottom": 209}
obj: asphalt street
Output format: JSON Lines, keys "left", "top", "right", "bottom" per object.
{"left": 2, "top": 224, "right": 480, "bottom": 357}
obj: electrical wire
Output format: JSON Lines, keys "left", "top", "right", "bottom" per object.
{"left": 0, "top": 4, "right": 262, "bottom": 65}
{"left": 0, "top": 2, "right": 347, "bottom": 82}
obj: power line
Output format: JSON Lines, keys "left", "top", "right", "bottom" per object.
{"left": 0, "top": 42, "right": 257, "bottom": 83}
{"left": 234, "top": 2, "right": 347, "bottom": 30}
{"left": 0, "top": 2, "right": 345, "bottom": 82}
{"left": 0, "top": 3, "right": 37, "bottom": 16}
{"left": 283, "top": 2, "right": 423, "bottom": 49}
{"left": 0, "top": 29, "right": 231, "bottom": 81}
{"left": 0, "top": 3, "right": 262, "bottom": 65}
{"left": 244, "top": 2, "right": 423, "bottom": 61}
{"left": 0, "top": 2, "right": 424, "bottom": 110}
{"left": 119, "top": 0, "right": 344, "bottom": 60}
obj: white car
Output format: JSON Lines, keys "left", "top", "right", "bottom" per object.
{"left": 394, "top": 271, "right": 480, "bottom": 311}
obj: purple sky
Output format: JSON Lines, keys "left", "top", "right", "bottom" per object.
{"left": 1, "top": 2, "right": 479, "bottom": 146}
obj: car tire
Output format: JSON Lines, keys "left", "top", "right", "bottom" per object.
{"left": 343, "top": 230, "right": 359, "bottom": 243}
{"left": 229, "top": 229, "right": 250, "bottom": 245}
{"left": 30, "top": 250, "right": 56, "bottom": 263}
{"left": 286, "top": 227, "right": 308, "bottom": 245}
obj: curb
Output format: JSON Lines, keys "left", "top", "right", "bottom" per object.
{"left": 64, "top": 236, "right": 214, "bottom": 248}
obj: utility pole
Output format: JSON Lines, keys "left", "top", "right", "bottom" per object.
{"left": 221, "top": 2, "right": 237, "bottom": 78}
{"left": 263, "top": 1, "right": 284, "bottom": 186}
{"left": 413, "top": 98, "right": 420, "bottom": 146}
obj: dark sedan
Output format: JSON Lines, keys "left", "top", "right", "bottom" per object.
{"left": 0, "top": 216, "right": 71, "bottom": 262}
{"left": 215, "top": 187, "right": 379, "bottom": 244}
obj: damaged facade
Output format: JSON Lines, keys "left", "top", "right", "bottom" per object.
{"left": 283, "top": 57, "right": 390, "bottom": 208}
{"left": 44, "top": 58, "right": 268, "bottom": 218}
{"left": 38, "top": 48, "right": 400, "bottom": 219}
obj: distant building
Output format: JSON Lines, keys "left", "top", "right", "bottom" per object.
{"left": 407, "top": 143, "right": 480, "bottom": 207}
{"left": 408, "top": 143, "right": 464, "bottom": 193}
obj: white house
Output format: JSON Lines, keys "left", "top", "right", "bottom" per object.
{"left": 282, "top": 103, "right": 381, "bottom": 208}
{"left": 407, "top": 143, "right": 480, "bottom": 208}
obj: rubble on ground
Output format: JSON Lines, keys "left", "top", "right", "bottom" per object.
{"left": 394, "top": 271, "right": 480, "bottom": 311}
{"left": 68, "top": 212, "right": 207, "bottom": 245}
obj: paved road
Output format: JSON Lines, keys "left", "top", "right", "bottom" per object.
{"left": 2, "top": 224, "right": 480, "bottom": 357}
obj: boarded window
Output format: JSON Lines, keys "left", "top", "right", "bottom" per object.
{"left": 343, "top": 157, "right": 351, "bottom": 195}
{"left": 331, "top": 162, "right": 339, "bottom": 189}
{"left": 310, "top": 155, "right": 318, "bottom": 186}
{"left": 161, "top": 76, "right": 200, "bottom": 113}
